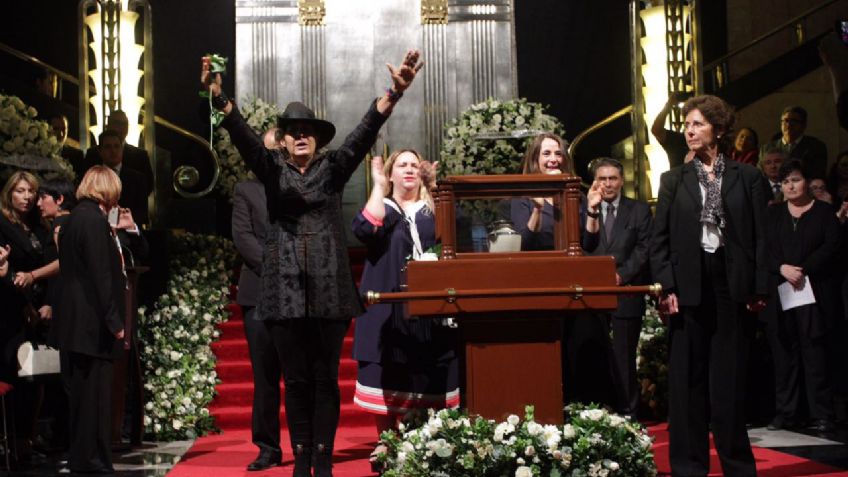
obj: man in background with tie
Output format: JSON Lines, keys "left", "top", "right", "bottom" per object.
{"left": 98, "top": 130, "right": 150, "bottom": 226}
{"left": 760, "top": 106, "right": 828, "bottom": 180}
{"left": 759, "top": 148, "right": 786, "bottom": 204}
{"left": 583, "top": 157, "right": 653, "bottom": 417}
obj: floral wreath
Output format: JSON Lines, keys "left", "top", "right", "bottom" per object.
{"left": 0, "top": 93, "right": 74, "bottom": 182}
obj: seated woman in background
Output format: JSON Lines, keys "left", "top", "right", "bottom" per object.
{"left": 731, "top": 126, "right": 759, "bottom": 165}
{"left": 766, "top": 159, "right": 840, "bottom": 433}
{"left": 351, "top": 150, "right": 459, "bottom": 469}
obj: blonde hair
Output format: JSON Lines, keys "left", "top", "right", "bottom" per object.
{"left": 520, "top": 133, "right": 573, "bottom": 175}
{"left": 383, "top": 149, "right": 434, "bottom": 213}
{"left": 76, "top": 165, "right": 122, "bottom": 208}
{"left": 1, "top": 171, "right": 40, "bottom": 226}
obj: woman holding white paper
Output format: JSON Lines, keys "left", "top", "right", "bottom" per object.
{"left": 766, "top": 159, "right": 840, "bottom": 433}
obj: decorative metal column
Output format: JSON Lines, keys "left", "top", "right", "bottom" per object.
{"left": 630, "top": 0, "right": 699, "bottom": 200}
{"left": 78, "top": 0, "right": 154, "bottom": 155}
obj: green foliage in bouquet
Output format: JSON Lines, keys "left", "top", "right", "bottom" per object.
{"left": 378, "top": 403, "right": 656, "bottom": 477}
{"left": 138, "top": 232, "right": 238, "bottom": 440}
{"left": 439, "top": 98, "right": 565, "bottom": 225}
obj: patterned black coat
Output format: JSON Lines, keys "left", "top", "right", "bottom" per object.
{"left": 221, "top": 101, "right": 387, "bottom": 320}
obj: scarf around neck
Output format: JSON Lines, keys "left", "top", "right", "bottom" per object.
{"left": 693, "top": 154, "right": 726, "bottom": 228}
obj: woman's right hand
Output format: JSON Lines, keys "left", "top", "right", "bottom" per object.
{"left": 780, "top": 264, "right": 805, "bottom": 289}
{"left": 371, "top": 155, "right": 388, "bottom": 191}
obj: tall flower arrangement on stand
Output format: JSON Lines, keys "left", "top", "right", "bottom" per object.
{"left": 213, "top": 97, "right": 281, "bottom": 200}
{"left": 0, "top": 93, "right": 74, "bottom": 181}
{"left": 139, "top": 232, "right": 237, "bottom": 440}
{"left": 377, "top": 404, "right": 656, "bottom": 477}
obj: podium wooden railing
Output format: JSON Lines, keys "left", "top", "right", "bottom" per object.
{"left": 365, "top": 283, "right": 662, "bottom": 305}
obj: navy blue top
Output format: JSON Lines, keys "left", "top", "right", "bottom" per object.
{"left": 509, "top": 195, "right": 592, "bottom": 251}
{"left": 352, "top": 201, "right": 457, "bottom": 364}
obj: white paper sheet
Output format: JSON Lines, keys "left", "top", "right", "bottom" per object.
{"left": 778, "top": 276, "right": 816, "bottom": 311}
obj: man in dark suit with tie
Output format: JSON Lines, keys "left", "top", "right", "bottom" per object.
{"left": 50, "top": 114, "right": 92, "bottom": 181}
{"left": 98, "top": 130, "right": 150, "bottom": 226}
{"left": 583, "top": 158, "right": 652, "bottom": 417}
{"left": 231, "top": 129, "right": 286, "bottom": 471}
{"left": 760, "top": 106, "right": 828, "bottom": 180}
{"left": 85, "top": 110, "right": 155, "bottom": 196}
{"left": 759, "top": 147, "right": 786, "bottom": 203}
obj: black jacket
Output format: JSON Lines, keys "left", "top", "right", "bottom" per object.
{"left": 232, "top": 179, "right": 267, "bottom": 307}
{"left": 651, "top": 159, "right": 769, "bottom": 306}
{"left": 221, "top": 100, "right": 387, "bottom": 320}
{"left": 583, "top": 196, "right": 652, "bottom": 317}
{"left": 53, "top": 199, "right": 124, "bottom": 359}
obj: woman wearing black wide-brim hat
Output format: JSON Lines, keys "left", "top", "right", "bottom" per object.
{"left": 201, "top": 50, "right": 423, "bottom": 477}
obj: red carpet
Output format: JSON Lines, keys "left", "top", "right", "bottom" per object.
{"left": 169, "top": 294, "right": 848, "bottom": 476}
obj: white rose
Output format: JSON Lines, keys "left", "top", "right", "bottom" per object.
{"left": 172, "top": 419, "right": 183, "bottom": 430}
{"left": 562, "top": 424, "right": 576, "bottom": 439}
{"left": 507, "top": 414, "right": 520, "bottom": 426}
{"left": 515, "top": 465, "right": 532, "bottom": 477}
{"left": 526, "top": 422, "right": 543, "bottom": 436}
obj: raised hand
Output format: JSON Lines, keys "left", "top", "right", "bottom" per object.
{"left": 420, "top": 160, "right": 439, "bottom": 191}
{"left": 586, "top": 180, "right": 603, "bottom": 210}
{"left": 371, "top": 156, "right": 388, "bottom": 191}
{"left": 386, "top": 50, "right": 424, "bottom": 94}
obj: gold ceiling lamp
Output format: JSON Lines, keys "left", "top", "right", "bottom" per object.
{"left": 631, "top": 0, "right": 699, "bottom": 200}
{"left": 78, "top": 0, "right": 154, "bottom": 155}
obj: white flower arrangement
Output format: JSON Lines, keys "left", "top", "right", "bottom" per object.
{"left": 0, "top": 93, "right": 74, "bottom": 181}
{"left": 213, "top": 96, "right": 281, "bottom": 200}
{"left": 377, "top": 404, "right": 656, "bottom": 477}
{"left": 139, "top": 232, "right": 237, "bottom": 440}
{"left": 440, "top": 98, "right": 565, "bottom": 224}
{"left": 636, "top": 297, "right": 668, "bottom": 419}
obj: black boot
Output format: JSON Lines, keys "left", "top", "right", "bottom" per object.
{"left": 292, "top": 444, "right": 312, "bottom": 477}
{"left": 312, "top": 443, "right": 333, "bottom": 477}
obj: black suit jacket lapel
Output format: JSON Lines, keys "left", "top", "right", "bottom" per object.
{"left": 610, "top": 197, "right": 632, "bottom": 247}
{"left": 721, "top": 160, "right": 740, "bottom": 200}
{"left": 682, "top": 163, "right": 702, "bottom": 209}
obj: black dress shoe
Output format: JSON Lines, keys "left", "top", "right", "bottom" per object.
{"left": 767, "top": 415, "right": 795, "bottom": 430}
{"left": 246, "top": 450, "right": 282, "bottom": 471}
{"left": 808, "top": 419, "right": 836, "bottom": 433}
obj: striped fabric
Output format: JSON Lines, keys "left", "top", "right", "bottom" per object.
{"left": 353, "top": 381, "right": 460, "bottom": 415}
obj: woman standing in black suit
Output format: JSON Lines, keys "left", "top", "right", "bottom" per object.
{"left": 651, "top": 95, "right": 768, "bottom": 477}
{"left": 766, "top": 160, "right": 840, "bottom": 433}
{"left": 53, "top": 166, "right": 125, "bottom": 474}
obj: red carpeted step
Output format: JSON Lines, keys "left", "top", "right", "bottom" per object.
{"left": 215, "top": 358, "right": 359, "bottom": 382}
{"left": 212, "top": 336, "right": 354, "bottom": 361}
{"left": 210, "top": 402, "right": 374, "bottom": 429}
{"left": 212, "top": 380, "right": 358, "bottom": 407}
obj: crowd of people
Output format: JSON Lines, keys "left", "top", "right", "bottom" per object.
{"left": 2, "top": 41, "right": 848, "bottom": 477}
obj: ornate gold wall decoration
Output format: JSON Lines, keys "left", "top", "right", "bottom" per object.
{"left": 421, "top": 0, "right": 448, "bottom": 25}
{"left": 298, "top": 0, "right": 325, "bottom": 26}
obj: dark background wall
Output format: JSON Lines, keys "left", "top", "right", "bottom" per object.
{"left": 0, "top": 0, "right": 726, "bottom": 185}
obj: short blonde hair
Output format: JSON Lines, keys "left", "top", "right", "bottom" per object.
{"left": 76, "top": 165, "right": 122, "bottom": 208}
{"left": 1, "top": 171, "right": 40, "bottom": 225}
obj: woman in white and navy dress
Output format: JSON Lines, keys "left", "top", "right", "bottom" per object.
{"left": 351, "top": 150, "right": 459, "bottom": 446}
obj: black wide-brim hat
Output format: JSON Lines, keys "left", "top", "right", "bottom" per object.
{"left": 276, "top": 101, "right": 336, "bottom": 149}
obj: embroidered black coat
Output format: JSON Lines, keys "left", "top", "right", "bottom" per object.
{"left": 221, "top": 101, "right": 387, "bottom": 320}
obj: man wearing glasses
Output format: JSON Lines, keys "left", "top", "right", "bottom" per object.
{"left": 761, "top": 106, "right": 828, "bottom": 180}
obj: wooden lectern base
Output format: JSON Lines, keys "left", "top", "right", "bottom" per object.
{"left": 462, "top": 314, "right": 563, "bottom": 424}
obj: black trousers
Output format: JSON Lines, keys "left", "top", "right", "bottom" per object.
{"left": 269, "top": 318, "right": 350, "bottom": 449}
{"left": 767, "top": 305, "right": 834, "bottom": 422}
{"left": 562, "top": 313, "right": 617, "bottom": 407}
{"left": 609, "top": 314, "right": 643, "bottom": 415}
{"left": 68, "top": 352, "right": 113, "bottom": 473}
{"left": 668, "top": 249, "right": 756, "bottom": 477}
{"left": 243, "top": 306, "right": 282, "bottom": 455}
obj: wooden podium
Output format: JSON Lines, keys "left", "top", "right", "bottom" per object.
{"left": 366, "top": 175, "right": 657, "bottom": 424}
